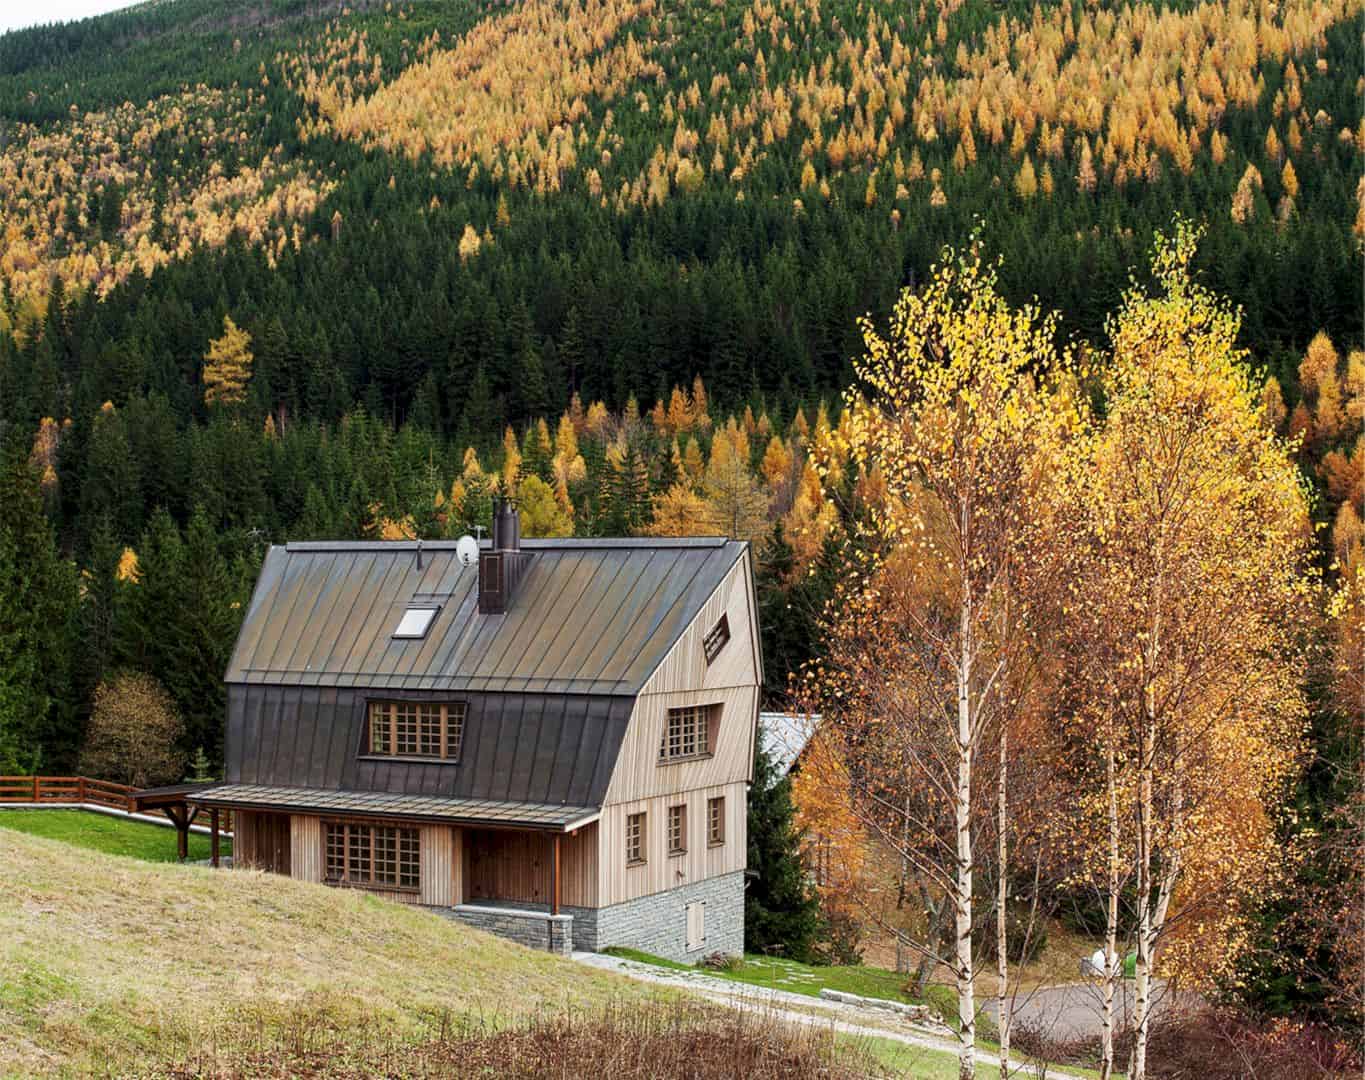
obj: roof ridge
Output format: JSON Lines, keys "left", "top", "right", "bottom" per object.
{"left": 283, "top": 537, "right": 733, "bottom": 553}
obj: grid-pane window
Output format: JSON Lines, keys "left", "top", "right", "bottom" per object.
{"left": 370, "top": 704, "right": 391, "bottom": 754}
{"left": 326, "top": 821, "right": 346, "bottom": 878}
{"left": 659, "top": 705, "right": 716, "bottom": 762}
{"left": 374, "top": 827, "right": 398, "bottom": 886}
{"left": 418, "top": 704, "right": 442, "bottom": 756}
{"left": 395, "top": 703, "right": 418, "bottom": 755}
{"left": 668, "top": 804, "right": 687, "bottom": 855}
{"left": 367, "top": 702, "right": 465, "bottom": 760}
{"left": 626, "top": 812, "right": 646, "bottom": 865}
{"left": 707, "top": 797, "right": 725, "bottom": 846}
{"left": 325, "top": 822, "right": 419, "bottom": 891}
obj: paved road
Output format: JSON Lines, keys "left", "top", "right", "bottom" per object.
{"left": 574, "top": 951, "right": 1093, "bottom": 1079}
{"left": 984, "top": 977, "right": 1195, "bottom": 1042}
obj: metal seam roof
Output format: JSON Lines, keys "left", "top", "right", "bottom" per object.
{"left": 226, "top": 538, "right": 748, "bottom": 693}
{"left": 188, "top": 783, "right": 598, "bottom": 831}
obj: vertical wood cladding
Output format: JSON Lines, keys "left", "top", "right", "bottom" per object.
{"left": 290, "top": 815, "right": 323, "bottom": 882}
{"left": 234, "top": 810, "right": 291, "bottom": 874}
{"left": 463, "top": 824, "right": 597, "bottom": 908}
{"left": 596, "top": 783, "right": 747, "bottom": 907}
{"left": 419, "top": 824, "right": 456, "bottom": 907}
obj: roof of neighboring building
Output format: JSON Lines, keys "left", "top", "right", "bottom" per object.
{"left": 225, "top": 537, "right": 749, "bottom": 694}
{"left": 758, "top": 711, "right": 819, "bottom": 775}
{"left": 187, "top": 783, "right": 600, "bottom": 832}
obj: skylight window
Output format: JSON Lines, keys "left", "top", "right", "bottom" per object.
{"left": 393, "top": 606, "right": 439, "bottom": 639}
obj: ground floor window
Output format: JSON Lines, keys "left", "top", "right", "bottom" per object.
{"left": 324, "top": 821, "right": 420, "bottom": 890}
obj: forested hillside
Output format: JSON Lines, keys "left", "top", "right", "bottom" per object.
{"left": 0, "top": 0, "right": 1360, "bottom": 1038}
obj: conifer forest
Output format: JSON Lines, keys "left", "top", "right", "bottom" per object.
{"left": 0, "top": 0, "right": 1361, "bottom": 1071}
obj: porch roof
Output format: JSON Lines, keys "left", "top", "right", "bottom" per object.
{"left": 186, "top": 783, "right": 599, "bottom": 832}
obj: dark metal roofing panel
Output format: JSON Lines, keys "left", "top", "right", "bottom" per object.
{"left": 188, "top": 783, "right": 596, "bottom": 831}
{"left": 225, "top": 538, "right": 746, "bottom": 695}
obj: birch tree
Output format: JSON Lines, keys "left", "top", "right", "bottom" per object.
{"left": 806, "top": 238, "right": 1071, "bottom": 1080}
{"left": 1069, "top": 222, "right": 1312, "bottom": 1080}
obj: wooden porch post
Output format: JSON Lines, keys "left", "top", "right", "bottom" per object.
{"left": 551, "top": 833, "right": 562, "bottom": 916}
{"left": 210, "top": 808, "right": 220, "bottom": 868}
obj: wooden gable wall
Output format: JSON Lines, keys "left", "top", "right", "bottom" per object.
{"left": 602, "top": 548, "right": 760, "bottom": 806}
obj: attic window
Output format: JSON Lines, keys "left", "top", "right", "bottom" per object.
{"left": 393, "top": 606, "right": 438, "bottom": 639}
{"left": 702, "top": 613, "right": 730, "bottom": 665}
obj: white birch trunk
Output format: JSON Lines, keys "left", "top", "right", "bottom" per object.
{"left": 997, "top": 720, "right": 1010, "bottom": 1078}
{"left": 1132, "top": 696, "right": 1156, "bottom": 1080}
{"left": 956, "top": 598, "right": 976, "bottom": 1080}
{"left": 1100, "top": 734, "right": 1119, "bottom": 1080}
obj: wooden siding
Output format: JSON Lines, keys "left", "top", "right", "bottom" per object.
{"left": 291, "top": 815, "right": 323, "bottom": 882}
{"left": 603, "top": 685, "right": 758, "bottom": 804}
{"left": 464, "top": 824, "right": 598, "bottom": 907}
{"left": 234, "top": 810, "right": 291, "bottom": 874}
{"left": 597, "top": 783, "right": 746, "bottom": 907}
{"left": 420, "top": 824, "right": 458, "bottom": 907}
{"left": 602, "top": 551, "right": 760, "bottom": 806}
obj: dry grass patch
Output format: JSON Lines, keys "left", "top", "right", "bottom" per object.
{"left": 149, "top": 1001, "right": 888, "bottom": 1078}
{"left": 0, "top": 829, "right": 660, "bottom": 1077}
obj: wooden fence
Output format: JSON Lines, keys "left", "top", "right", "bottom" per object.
{"left": 0, "top": 775, "right": 136, "bottom": 811}
{"left": 0, "top": 775, "right": 232, "bottom": 835}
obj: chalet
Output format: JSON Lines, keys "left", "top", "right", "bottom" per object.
{"left": 169, "top": 503, "right": 760, "bottom": 960}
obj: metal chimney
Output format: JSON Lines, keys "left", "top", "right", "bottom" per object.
{"left": 479, "top": 498, "right": 531, "bottom": 615}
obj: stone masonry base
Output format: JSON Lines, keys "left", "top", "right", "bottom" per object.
{"left": 440, "top": 904, "right": 574, "bottom": 956}
{"left": 435, "top": 872, "right": 746, "bottom": 962}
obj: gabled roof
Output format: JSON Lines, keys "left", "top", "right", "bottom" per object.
{"left": 759, "top": 711, "right": 819, "bottom": 775}
{"left": 226, "top": 537, "right": 749, "bottom": 695}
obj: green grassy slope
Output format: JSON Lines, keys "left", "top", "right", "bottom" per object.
{"left": 0, "top": 828, "right": 658, "bottom": 1077}
{"left": 0, "top": 808, "right": 230, "bottom": 862}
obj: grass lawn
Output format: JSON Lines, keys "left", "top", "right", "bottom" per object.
{"left": 0, "top": 828, "right": 661, "bottom": 1077}
{"left": 604, "top": 946, "right": 949, "bottom": 1013}
{"left": 0, "top": 808, "right": 229, "bottom": 862}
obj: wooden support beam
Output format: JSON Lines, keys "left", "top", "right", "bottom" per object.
{"left": 210, "top": 808, "right": 220, "bottom": 868}
{"left": 551, "top": 833, "right": 561, "bottom": 916}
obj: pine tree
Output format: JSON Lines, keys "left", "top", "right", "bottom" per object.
{"left": 0, "top": 442, "right": 78, "bottom": 772}
{"left": 746, "top": 739, "right": 822, "bottom": 961}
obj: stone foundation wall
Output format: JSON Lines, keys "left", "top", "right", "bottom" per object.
{"left": 440, "top": 904, "right": 573, "bottom": 956}
{"left": 591, "top": 870, "right": 745, "bottom": 963}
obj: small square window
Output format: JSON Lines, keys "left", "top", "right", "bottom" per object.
{"left": 393, "top": 606, "right": 438, "bottom": 638}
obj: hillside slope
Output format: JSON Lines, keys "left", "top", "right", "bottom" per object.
{"left": 0, "top": 828, "right": 657, "bottom": 1077}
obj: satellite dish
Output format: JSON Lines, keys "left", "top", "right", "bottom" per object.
{"left": 456, "top": 535, "right": 479, "bottom": 568}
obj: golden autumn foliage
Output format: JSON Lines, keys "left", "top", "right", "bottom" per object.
{"left": 202, "top": 316, "right": 254, "bottom": 409}
{"left": 0, "top": 88, "right": 333, "bottom": 313}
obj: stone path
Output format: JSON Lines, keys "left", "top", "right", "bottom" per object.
{"left": 573, "top": 951, "right": 1092, "bottom": 1078}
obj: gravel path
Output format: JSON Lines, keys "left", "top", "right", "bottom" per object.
{"left": 573, "top": 951, "right": 1092, "bottom": 1078}
{"left": 983, "top": 977, "right": 1195, "bottom": 1043}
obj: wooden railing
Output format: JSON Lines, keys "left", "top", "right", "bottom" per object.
{"left": 0, "top": 775, "right": 234, "bottom": 837}
{"left": 0, "top": 775, "right": 136, "bottom": 811}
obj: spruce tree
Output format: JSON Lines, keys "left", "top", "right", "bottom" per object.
{"left": 745, "top": 739, "right": 822, "bottom": 961}
{"left": 0, "top": 443, "right": 78, "bottom": 772}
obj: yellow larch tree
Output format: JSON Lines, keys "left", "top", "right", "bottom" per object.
{"left": 202, "top": 315, "right": 254, "bottom": 409}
